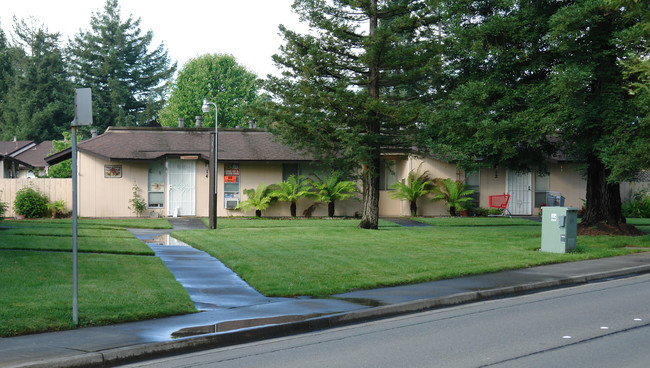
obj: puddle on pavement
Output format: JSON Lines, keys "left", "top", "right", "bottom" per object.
{"left": 145, "top": 234, "right": 191, "bottom": 246}
{"left": 171, "top": 313, "right": 329, "bottom": 338}
{"left": 327, "top": 297, "right": 386, "bottom": 308}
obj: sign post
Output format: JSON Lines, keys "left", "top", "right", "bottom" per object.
{"left": 71, "top": 88, "right": 92, "bottom": 325}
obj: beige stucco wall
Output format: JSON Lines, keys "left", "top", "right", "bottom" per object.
{"left": 0, "top": 178, "right": 72, "bottom": 218}
{"left": 61, "top": 152, "right": 594, "bottom": 219}
{"left": 79, "top": 154, "right": 149, "bottom": 217}
{"left": 546, "top": 162, "right": 586, "bottom": 209}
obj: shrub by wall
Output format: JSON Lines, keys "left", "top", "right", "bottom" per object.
{"left": 14, "top": 186, "right": 49, "bottom": 218}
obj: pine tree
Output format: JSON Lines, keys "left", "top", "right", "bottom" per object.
{"left": 261, "top": 0, "right": 441, "bottom": 229}
{"left": 67, "top": 0, "right": 176, "bottom": 131}
{"left": 0, "top": 18, "right": 72, "bottom": 141}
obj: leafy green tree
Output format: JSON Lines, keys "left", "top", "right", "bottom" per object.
{"left": 236, "top": 183, "right": 274, "bottom": 218}
{"left": 259, "top": 0, "right": 442, "bottom": 229}
{"left": 269, "top": 175, "right": 318, "bottom": 217}
{"left": 46, "top": 131, "right": 81, "bottom": 178}
{"left": 67, "top": 0, "right": 176, "bottom": 131}
{"left": 389, "top": 164, "right": 434, "bottom": 217}
{"left": 428, "top": 0, "right": 649, "bottom": 230}
{"left": 0, "top": 18, "right": 72, "bottom": 141}
{"left": 159, "top": 54, "right": 259, "bottom": 128}
{"left": 309, "top": 171, "right": 358, "bottom": 218}
{"left": 431, "top": 178, "right": 474, "bottom": 217}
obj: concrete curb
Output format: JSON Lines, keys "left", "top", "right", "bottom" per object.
{"left": 14, "top": 264, "right": 650, "bottom": 368}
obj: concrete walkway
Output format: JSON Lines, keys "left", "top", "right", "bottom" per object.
{"left": 1, "top": 219, "right": 649, "bottom": 368}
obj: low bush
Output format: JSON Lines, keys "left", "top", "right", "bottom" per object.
{"left": 622, "top": 190, "right": 650, "bottom": 218}
{"left": 46, "top": 200, "right": 67, "bottom": 218}
{"left": 0, "top": 190, "right": 7, "bottom": 218}
{"left": 470, "top": 207, "right": 489, "bottom": 217}
{"left": 13, "top": 186, "right": 49, "bottom": 218}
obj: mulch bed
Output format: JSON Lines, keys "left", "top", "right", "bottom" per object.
{"left": 577, "top": 222, "right": 647, "bottom": 236}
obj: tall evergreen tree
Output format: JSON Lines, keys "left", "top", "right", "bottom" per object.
{"left": 0, "top": 18, "right": 72, "bottom": 141}
{"left": 67, "top": 0, "right": 176, "bottom": 132}
{"left": 261, "top": 0, "right": 441, "bottom": 229}
{"left": 428, "top": 0, "right": 649, "bottom": 232}
{"left": 159, "top": 54, "right": 259, "bottom": 128}
{"left": 0, "top": 23, "right": 13, "bottom": 103}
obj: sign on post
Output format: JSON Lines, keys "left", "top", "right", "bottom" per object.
{"left": 73, "top": 88, "right": 93, "bottom": 126}
{"left": 71, "top": 88, "right": 92, "bottom": 325}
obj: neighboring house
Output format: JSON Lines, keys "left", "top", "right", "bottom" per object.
{"left": 1, "top": 139, "right": 35, "bottom": 178}
{"left": 12, "top": 141, "right": 54, "bottom": 178}
{"left": 42, "top": 125, "right": 599, "bottom": 218}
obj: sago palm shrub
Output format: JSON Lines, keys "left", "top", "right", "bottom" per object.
{"left": 389, "top": 164, "right": 434, "bottom": 217}
{"left": 431, "top": 178, "right": 475, "bottom": 217}
{"left": 269, "top": 175, "right": 319, "bottom": 217}
{"left": 310, "top": 171, "right": 358, "bottom": 217}
{"left": 236, "top": 183, "right": 275, "bottom": 217}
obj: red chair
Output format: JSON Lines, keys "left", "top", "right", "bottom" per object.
{"left": 488, "top": 194, "right": 512, "bottom": 218}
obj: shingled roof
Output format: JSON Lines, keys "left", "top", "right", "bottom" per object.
{"left": 13, "top": 141, "right": 53, "bottom": 168}
{"left": 0, "top": 140, "right": 33, "bottom": 155}
{"left": 45, "top": 127, "right": 314, "bottom": 165}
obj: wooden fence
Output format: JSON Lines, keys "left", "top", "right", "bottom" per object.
{"left": 0, "top": 179, "right": 72, "bottom": 218}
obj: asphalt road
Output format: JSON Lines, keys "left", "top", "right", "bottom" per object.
{"left": 124, "top": 274, "right": 650, "bottom": 368}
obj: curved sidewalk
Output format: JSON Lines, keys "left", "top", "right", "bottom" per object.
{"left": 1, "top": 220, "right": 649, "bottom": 368}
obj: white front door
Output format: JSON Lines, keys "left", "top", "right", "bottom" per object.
{"left": 167, "top": 158, "right": 196, "bottom": 216}
{"left": 506, "top": 170, "right": 532, "bottom": 216}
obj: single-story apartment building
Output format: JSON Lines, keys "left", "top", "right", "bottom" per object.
{"left": 41, "top": 125, "right": 593, "bottom": 218}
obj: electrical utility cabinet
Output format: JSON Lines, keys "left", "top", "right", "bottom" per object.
{"left": 541, "top": 207, "right": 578, "bottom": 253}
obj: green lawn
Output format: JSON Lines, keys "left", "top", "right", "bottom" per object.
{"left": 0, "top": 219, "right": 156, "bottom": 254}
{"left": 174, "top": 218, "right": 650, "bottom": 297}
{"left": 0, "top": 218, "right": 195, "bottom": 337}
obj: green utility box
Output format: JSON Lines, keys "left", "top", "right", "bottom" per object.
{"left": 541, "top": 207, "right": 578, "bottom": 253}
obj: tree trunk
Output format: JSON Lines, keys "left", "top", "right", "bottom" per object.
{"left": 410, "top": 201, "right": 417, "bottom": 217}
{"left": 328, "top": 202, "right": 335, "bottom": 217}
{"left": 358, "top": 1, "right": 381, "bottom": 230}
{"left": 449, "top": 206, "right": 456, "bottom": 217}
{"left": 359, "top": 161, "right": 381, "bottom": 229}
{"left": 290, "top": 202, "right": 297, "bottom": 217}
{"left": 580, "top": 154, "right": 625, "bottom": 227}
{"left": 255, "top": 209, "right": 261, "bottom": 218}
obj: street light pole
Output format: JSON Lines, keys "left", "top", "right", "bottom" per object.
{"left": 202, "top": 99, "right": 218, "bottom": 229}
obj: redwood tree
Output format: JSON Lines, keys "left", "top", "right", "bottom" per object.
{"left": 428, "top": 0, "right": 649, "bottom": 231}
{"left": 261, "top": 0, "right": 441, "bottom": 229}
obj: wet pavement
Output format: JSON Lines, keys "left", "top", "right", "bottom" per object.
{"left": 1, "top": 218, "right": 649, "bottom": 368}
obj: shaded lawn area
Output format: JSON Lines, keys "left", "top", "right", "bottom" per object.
{"left": 175, "top": 218, "right": 650, "bottom": 297}
{"left": 0, "top": 218, "right": 195, "bottom": 337}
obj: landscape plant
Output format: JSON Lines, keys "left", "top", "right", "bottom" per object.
{"left": 269, "top": 175, "right": 318, "bottom": 217}
{"left": 128, "top": 184, "right": 147, "bottom": 217}
{"left": 236, "top": 183, "right": 274, "bottom": 217}
{"left": 0, "top": 190, "right": 7, "bottom": 218}
{"left": 431, "top": 178, "right": 475, "bottom": 217}
{"left": 389, "top": 164, "right": 434, "bottom": 217}
{"left": 309, "top": 171, "right": 359, "bottom": 217}
{"left": 46, "top": 199, "right": 67, "bottom": 218}
{"left": 622, "top": 189, "right": 650, "bottom": 218}
{"left": 13, "top": 185, "right": 49, "bottom": 218}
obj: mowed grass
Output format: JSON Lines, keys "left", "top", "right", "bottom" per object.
{"left": 0, "top": 218, "right": 166, "bottom": 254}
{"left": 0, "top": 218, "right": 195, "bottom": 337}
{"left": 174, "top": 218, "right": 650, "bottom": 297}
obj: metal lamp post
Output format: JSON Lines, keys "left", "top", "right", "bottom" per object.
{"left": 202, "top": 99, "right": 218, "bottom": 229}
